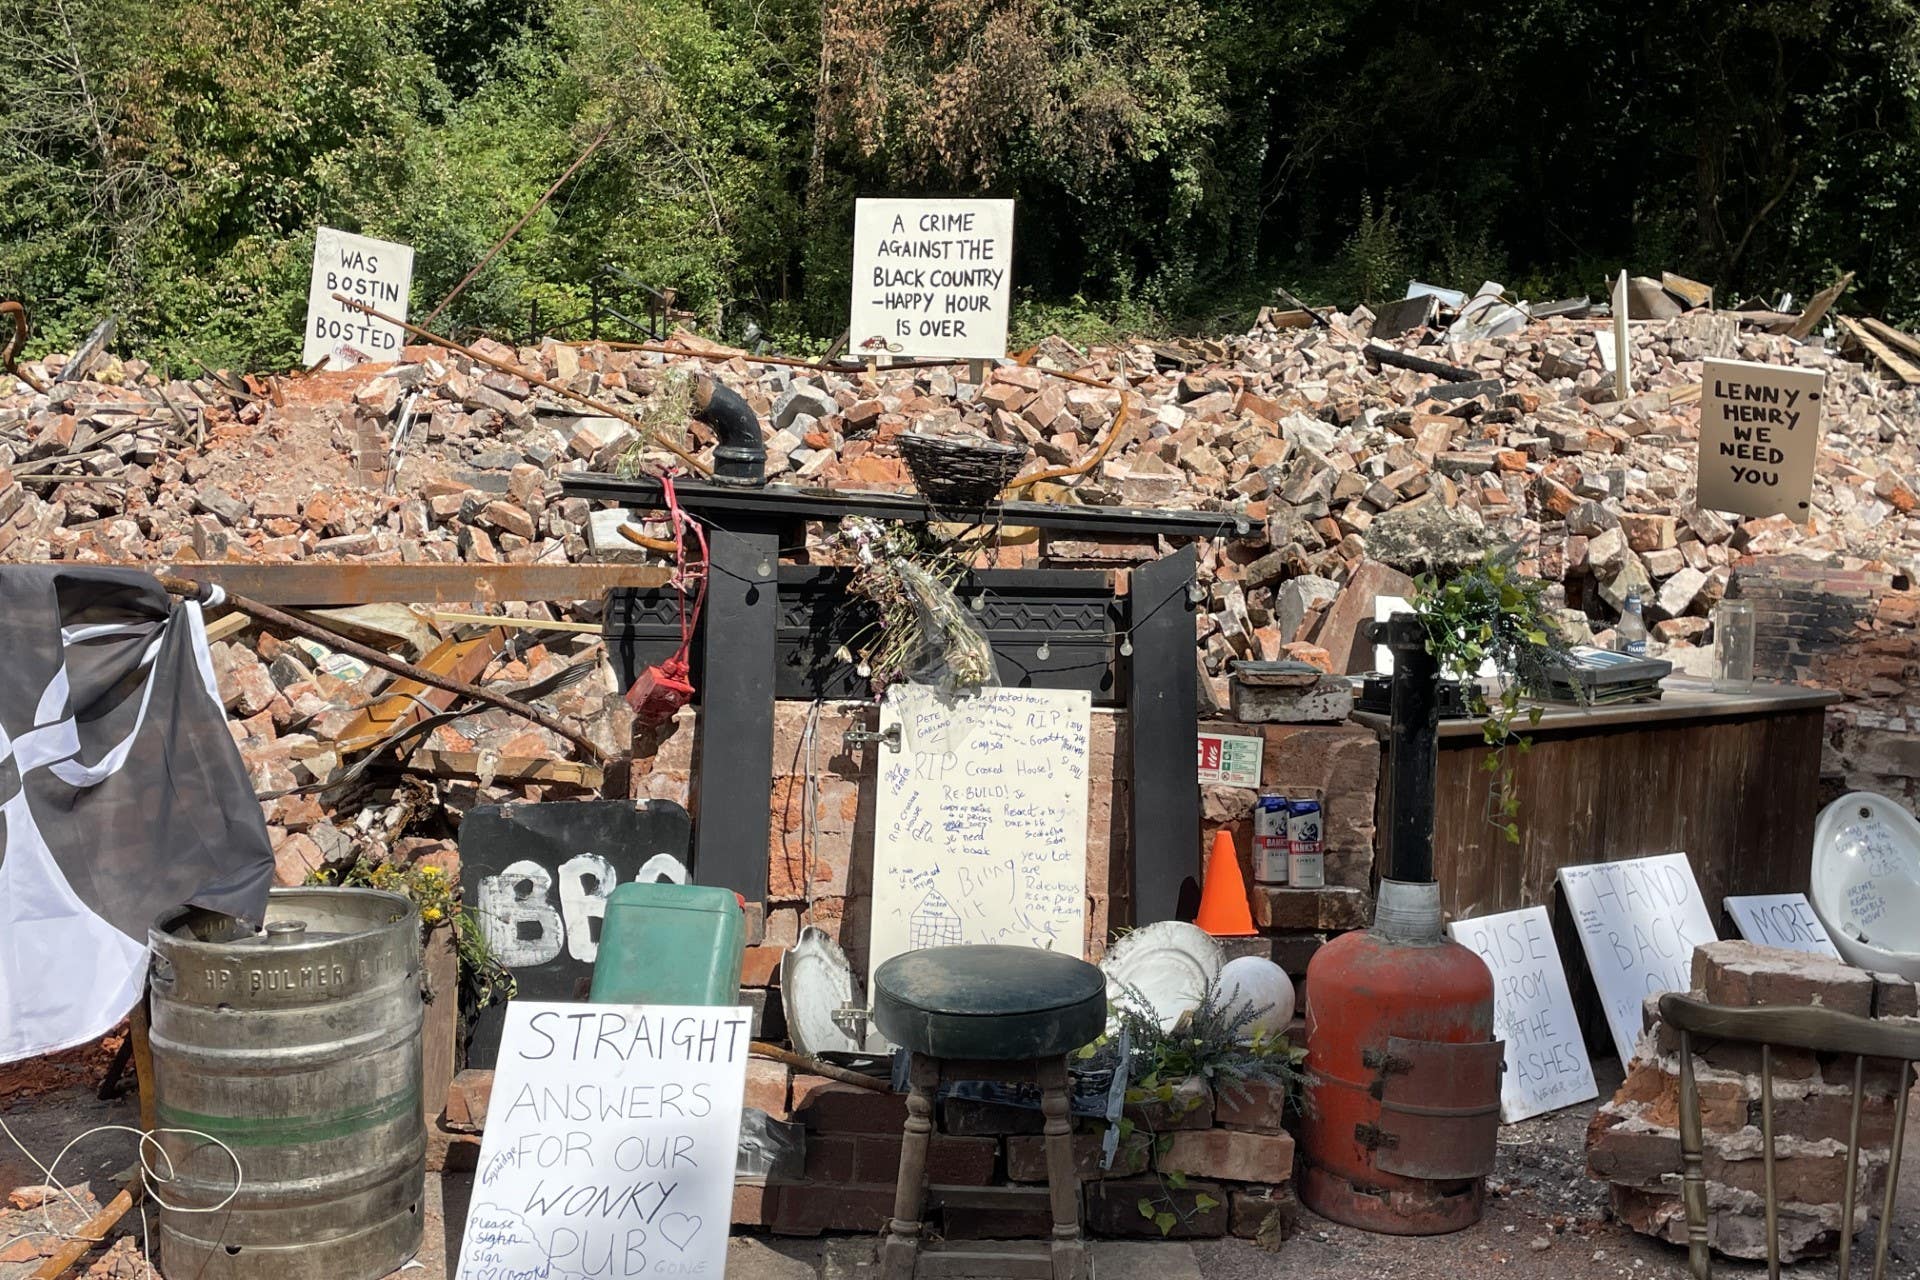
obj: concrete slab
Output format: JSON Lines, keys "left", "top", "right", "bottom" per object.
{"left": 727, "top": 1237, "right": 824, "bottom": 1280}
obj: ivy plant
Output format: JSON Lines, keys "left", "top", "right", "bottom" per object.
{"left": 1408, "top": 548, "right": 1573, "bottom": 844}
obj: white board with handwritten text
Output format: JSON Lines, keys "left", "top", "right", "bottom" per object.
{"left": 849, "top": 198, "right": 1014, "bottom": 360}
{"left": 1697, "top": 357, "right": 1824, "bottom": 522}
{"left": 1450, "top": 906, "right": 1598, "bottom": 1122}
{"left": 455, "top": 1001, "right": 749, "bottom": 1280}
{"left": 303, "top": 226, "right": 413, "bottom": 369}
{"left": 1559, "top": 853, "right": 1718, "bottom": 1066}
{"left": 1724, "top": 893, "right": 1841, "bottom": 957}
{"left": 869, "top": 685, "right": 1090, "bottom": 994}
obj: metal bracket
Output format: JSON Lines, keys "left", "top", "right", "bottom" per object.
{"left": 844, "top": 723, "right": 902, "bottom": 753}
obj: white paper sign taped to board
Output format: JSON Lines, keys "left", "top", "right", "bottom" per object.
{"left": 1697, "top": 357, "right": 1825, "bottom": 522}
{"left": 303, "top": 226, "right": 413, "bottom": 370}
{"left": 455, "top": 1001, "right": 749, "bottom": 1280}
{"left": 1724, "top": 893, "right": 1841, "bottom": 957}
{"left": 869, "top": 684, "right": 1090, "bottom": 992}
{"left": 1449, "top": 906, "right": 1598, "bottom": 1122}
{"left": 1558, "top": 853, "right": 1718, "bottom": 1066}
{"left": 848, "top": 198, "right": 1014, "bottom": 360}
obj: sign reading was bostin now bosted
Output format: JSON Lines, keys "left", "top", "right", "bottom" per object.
{"left": 1697, "top": 357, "right": 1825, "bottom": 522}
{"left": 849, "top": 198, "right": 1014, "bottom": 360}
{"left": 303, "top": 226, "right": 414, "bottom": 370}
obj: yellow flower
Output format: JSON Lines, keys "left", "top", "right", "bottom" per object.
{"left": 419, "top": 866, "right": 444, "bottom": 881}
{"left": 422, "top": 907, "right": 444, "bottom": 924}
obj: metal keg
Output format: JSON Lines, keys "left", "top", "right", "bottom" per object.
{"left": 149, "top": 887, "right": 425, "bottom": 1280}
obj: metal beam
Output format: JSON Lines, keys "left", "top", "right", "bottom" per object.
{"left": 558, "top": 476, "right": 1248, "bottom": 541}
{"left": 689, "top": 523, "right": 779, "bottom": 900}
{"left": 1128, "top": 545, "right": 1200, "bottom": 925}
{"left": 142, "top": 562, "right": 670, "bottom": 605}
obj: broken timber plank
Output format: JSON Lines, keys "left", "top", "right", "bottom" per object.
{"left": 1837, "top": 316, "right": 1920, "bottom": 386}
{"left": 1781, "top": 270, "right": 1854, "bottom": 340}
{"left": 332, "top": 630, "right": 508, "bottom": 755}
{"left": 1858, "top": 315, "right": 1920, "bottom": 365}
{"left": 404, "top": 750, "right": 604, "bottom": 789}
{"left": 29, "top": 1173, "right": 143, "bottom": 1280}
{"left": 146, "top": 562, "right": 670, "bottom": 605}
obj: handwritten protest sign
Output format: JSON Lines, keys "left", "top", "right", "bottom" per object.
{"left": 849, "top": 199, "right": 1014, "bottom": 360}
{"left": 456, "top": 1001, "right": 749, "bottom": 1280}
{"left": 1450, "top": 907, "right": 1597, "bottom": 1122}
{"left": 869, "top": 685, "right": 1090, "bottom": 993}
{"left": 1197, "top": 731, "right": 1262, "bottom": 788}
{"left": 1724, "top": 893, "right": 1841, "bottom": 957}
{"left": 303, "top": 227, "right": 413, "bottom": 369}
{"left": 1697, "top": 357, "right": 1824, "bottom": 522}
{"left": 1558, "top": 853, "right": 1718, "bottom": 1066}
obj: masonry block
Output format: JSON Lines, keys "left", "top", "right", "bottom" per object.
{"left": 1158, "top": 1128, "right": 1295, "bottom": 1184}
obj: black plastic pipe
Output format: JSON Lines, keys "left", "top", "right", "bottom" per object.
{"left": 1381, "top": 613, "right": 1439, "bottom": 884}
{"left": 692, "top": 373, "right": 766, "bottom": 486}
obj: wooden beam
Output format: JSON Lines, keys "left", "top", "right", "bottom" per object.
{"left": 146, "top": 562, "right": 671, "bottom": 606}
{"left": 404, "top": 750, "right": 604, "bottom": 789}
{"left": 1858, "top": 315, "right": 1920, "bottom": 364}
{"left": 29, "top": 1174, "right": 143, "bottom": 1280}
{"left": 1781, "top": 270, "right": 1854, "bottom": 340}
{"left": 1838, "top": 317, "right": 1920, "bottom": 386}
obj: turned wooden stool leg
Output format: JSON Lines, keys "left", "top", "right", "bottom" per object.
{"left": 880, "top": 1052, "right": 940, "bottom": 1280}
{"left": 1038, "top": 1056, "right": 1088, "bottom": 1280}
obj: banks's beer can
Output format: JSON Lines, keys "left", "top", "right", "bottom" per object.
{"left": 1254, "top": 791, "right": 1290, "bottom": 884}
{"left": 1288, "top": 798, "right": 1325, "bottom": 888}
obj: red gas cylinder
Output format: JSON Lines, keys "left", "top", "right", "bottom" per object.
{"left": 1300, "top": 880, "right": 1500, "bottom": 1235}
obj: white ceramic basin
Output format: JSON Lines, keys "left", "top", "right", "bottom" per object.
{"left": 1808, "top": 792, "right": 1920, "bottom": 981}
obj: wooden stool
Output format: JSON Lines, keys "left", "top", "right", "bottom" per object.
{"left": 870, "top": 945, "right": 1107, "bottom": 1280}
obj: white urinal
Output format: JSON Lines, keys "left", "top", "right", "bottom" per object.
{"left": 1808, "top": 792, "right": 1920, "bottom": 981}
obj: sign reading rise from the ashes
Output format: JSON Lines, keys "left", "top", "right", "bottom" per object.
{"left": 1697, "top": 357, "right": 1825, "bottom": 522}
{"left": 849, "top": 198, "right": 1014, "bottom": 360}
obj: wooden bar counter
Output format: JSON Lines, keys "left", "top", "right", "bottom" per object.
{"left": 1350, "top": 679, "right": 1843, "bottom": 921}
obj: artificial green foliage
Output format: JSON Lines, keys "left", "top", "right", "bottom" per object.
{"left": 2, "top": 0, "right": 1918, "bottom": 363}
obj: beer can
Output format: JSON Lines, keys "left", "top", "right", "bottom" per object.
{"left": 1253, "top": 791, "right": 1290, "bottom": 884}
{"left": 1288, "top": 798, "right": 1325, "bottom": 888}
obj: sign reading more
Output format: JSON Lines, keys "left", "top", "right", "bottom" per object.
{"left": 869, "top": 685, "right": 1090, "bottom": 992}
{"left": 1450, "top": 906, "right": 1598, "bottom": 1122}
{"left": 1697, "top": 357, "right": 1825, "bottom": 522}
{"left": 303, "top": 226, "right": 414, "bottom": 369}
{"left": 1197, "top": 732, "right": 1263, "bottom": 788}
{"left": 849, "top": 198, "right": 1014, "bottom": 360}
{"left": 1558, "top": 853, "right": 1718, "bottom": 1066}
{"left": 456, "top": 1001, "right": 749, "bottom": 1280}
{"left": 1724, "top": 893, "right": 1841, "bottom": 957}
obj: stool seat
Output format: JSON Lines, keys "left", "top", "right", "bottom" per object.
{"left": 872, "top": 945, "right": 1105, "bottom": 1060}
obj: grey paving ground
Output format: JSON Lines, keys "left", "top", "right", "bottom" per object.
{"left": 3, "top": 1065, "right": 1914, "bottom": 1280}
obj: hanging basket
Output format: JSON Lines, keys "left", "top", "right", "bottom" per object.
{"left": 898, "top": 432, "right": 1028, "bottom": 508}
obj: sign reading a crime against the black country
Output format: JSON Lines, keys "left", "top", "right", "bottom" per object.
{"left": 302, "top": 226, "right": 414, "bottom": 370}
{"left": 848, "top": 198, "right": 1013, "bottom": 361}
{"left": 1696, "top": 357, "right": 1824, "bottom": 523}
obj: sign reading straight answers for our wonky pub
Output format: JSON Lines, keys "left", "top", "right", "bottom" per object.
{"left": 302, "top": 226, "right": 414, "bottom": 370}
{"left": 849, "top": 198, "right": 1014, "bottom": 360}
{"left": 1696, "top": 357, "right": 1825, "bottom": 522}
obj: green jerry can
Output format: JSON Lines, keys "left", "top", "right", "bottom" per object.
{"left": 589, "top": 881, "right": 746, "bottom": 1005}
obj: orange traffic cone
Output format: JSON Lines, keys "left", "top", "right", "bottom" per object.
{"left": 1194, "top": 830, "right": 1257, "bottom": 936}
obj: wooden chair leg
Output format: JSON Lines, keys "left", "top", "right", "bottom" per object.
{"left": 880, "top": 1053, "right": 940, "bottom": 1280}
{"left": 1038, "top": 1056, "right": 1088, "bottom": 1280}
{"left": 1676, "top": 1029, "right": 1711, "bottom": 1280}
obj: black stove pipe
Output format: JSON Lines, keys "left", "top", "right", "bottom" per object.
{"left": 692, "top": 373, "right": 765, "bottom": 486}
{"left": 1380, "top": 613, "right": 1439, "bottom": 884}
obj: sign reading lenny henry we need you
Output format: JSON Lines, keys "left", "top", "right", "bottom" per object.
{"left": 849, "top": 198, "right": 1014, "bottom": 360}
{"left": 1696, "top": 357, "right": 1825, "bottom": 522}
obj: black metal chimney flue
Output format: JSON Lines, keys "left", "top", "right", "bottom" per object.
{"left": 1381, "top": 613, "right": 1439, "bottom": 885}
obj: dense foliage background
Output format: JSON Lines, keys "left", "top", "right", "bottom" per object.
{"left": 3, "top": 0, "right": 1917, "bottom": 369}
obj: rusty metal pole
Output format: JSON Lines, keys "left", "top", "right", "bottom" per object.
{"left": 420, "top": 120, "right": 616, "bottom": 331}
{"left": 158, "top": 574, "right": 607, "bottom": 766}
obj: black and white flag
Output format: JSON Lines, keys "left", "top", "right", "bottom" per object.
{"left": 1, "top": 567, "right": 273, "bottom": 1062}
